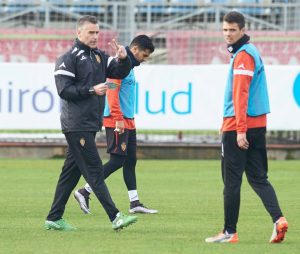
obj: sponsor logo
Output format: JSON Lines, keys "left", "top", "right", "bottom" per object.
{"left": 80, "top": 138, "right": 85, "bottom": 147}
{"left": 80, "top": 56, "right": 87, "bottom": 61}
{"left": 237, "top": 63, "right": 245, "bottom": 69}
{"left": 76, "top": 50, "right": 85, "bottom": 56}
{"left": 95, "top": 55, "right": 101, "bottom": 63}
{"left": 72, "top": 47, "right": 78, "bottom": 54}
{"left": 121, "top": 142, "right": 126, "bottom": 151}
{"left": 59, "top": 62, "right": 66, "bottom": 68}
{"left": 227, "top": 46, "right": 233, "bottom": 53}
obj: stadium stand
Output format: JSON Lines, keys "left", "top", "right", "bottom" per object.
{"left": 4, "top": 0, "right": 38, "bottom": 13}
{"left": 0, "top": 0, "right": 299, "bottom": 64}
{"left": 137, "top": 0, "right": 168, "bottom": 15}
{"left": 70, "top": 0, "right": 106, "bottom": 14}
{"left": 235, "top": 0, "right": 271, "bottom": 17}
{"left": 168, "top": 0, "right": 197, "bottom": 14}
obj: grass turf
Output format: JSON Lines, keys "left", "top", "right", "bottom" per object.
{"left": 0, "top": 159, "right": 299, "bottom": 254}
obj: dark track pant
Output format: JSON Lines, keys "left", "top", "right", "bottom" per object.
{"left": 221, "top": 127, "right": 283, "bottom": 233}
{"left": 46, "top": 131, "right": 119, "bottom": 222}
{"left": 104, "top": 128, "right": 137, "bottom": 191}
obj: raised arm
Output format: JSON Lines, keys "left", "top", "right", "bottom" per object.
{"left": 106, "top": 39, "right": 131, "bottom": 79}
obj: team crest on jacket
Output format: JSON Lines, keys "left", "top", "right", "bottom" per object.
{"left": 80, "top": 138, "right": 85, "bottom": 147}
{"left": 121, "top": 142, "right": 126, "bottom": 151}
{"left": 95, "top": 55, "right": 101, "bottom": 63}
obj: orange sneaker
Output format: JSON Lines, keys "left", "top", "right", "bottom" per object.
{"left": 270, "top": 217, "right": 288, "bottom": 243}
{"left": 205, "top": 231, "right": 239, "bottom": 243}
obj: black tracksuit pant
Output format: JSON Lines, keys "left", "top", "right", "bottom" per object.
{"left": 46, "top": 131, "right": 119, "bottom": 222}
{"left": 104, "top": 128, "right": 137, "bottom": 191}
{"left": 221, "top": 127, "right": 283, "bottom": 233}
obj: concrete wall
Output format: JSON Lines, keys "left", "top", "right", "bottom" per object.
{"left": 0, "top": 142, "right": 300, "bottom": 160}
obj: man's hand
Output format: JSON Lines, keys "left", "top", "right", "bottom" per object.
{"left": 115, "top": 120, "right": 125, "bottom": 134}
{"left": 237, "top": 133, "right": 249, "bottom": 150}
{"left": 109, "top": 39, "right": 127, "bottom": 60}
{"left": 93, "top": 83, "right": 108, "bottom": 96}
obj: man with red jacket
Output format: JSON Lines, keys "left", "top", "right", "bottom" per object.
{"left": 205, "top": 11, "right": 288, "bottom": 243}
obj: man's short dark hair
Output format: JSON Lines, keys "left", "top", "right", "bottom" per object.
{"left": 223, "top": 11, "right": 245, "bottom": 29}
{"left": 129, "top": 35, "right": 155, "bottom": 53}
{"left": 77, "top": 15, "right": 98, "bottom": 29}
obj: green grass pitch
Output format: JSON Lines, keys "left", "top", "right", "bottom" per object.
{"left": 0, "top": 159, "right": 299, "bottom": 254}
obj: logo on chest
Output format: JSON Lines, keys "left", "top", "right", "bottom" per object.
{"left": 95, "top": 55, "right": 101, "bottom": 63}
{"left": 80, "top": 138, "right": 85, "bottom": 147}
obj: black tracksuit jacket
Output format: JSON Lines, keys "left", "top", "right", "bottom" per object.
{"left": 54, "top": 39, "right": 131, "bottom": 133}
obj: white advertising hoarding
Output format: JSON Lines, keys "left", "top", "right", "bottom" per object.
{"left": 0, "top": 63, "right": 299, "bottom": 130}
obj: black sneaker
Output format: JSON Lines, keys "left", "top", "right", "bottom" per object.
{"left": 129, "top": 200, "right": 158, "bottom": 214}
{"left": 74, "top": 189, "right": 91, "bottom": 214}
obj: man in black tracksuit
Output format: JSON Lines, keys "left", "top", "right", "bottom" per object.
{"left": 45, "top": 15, "right": 137, "bottom": 231}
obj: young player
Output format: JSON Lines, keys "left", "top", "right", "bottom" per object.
{"left": 74, "top": 35, "right": 158, "bottom": 215}
{"left": 205, "top": 11, "right": 288, "bottom": 243}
